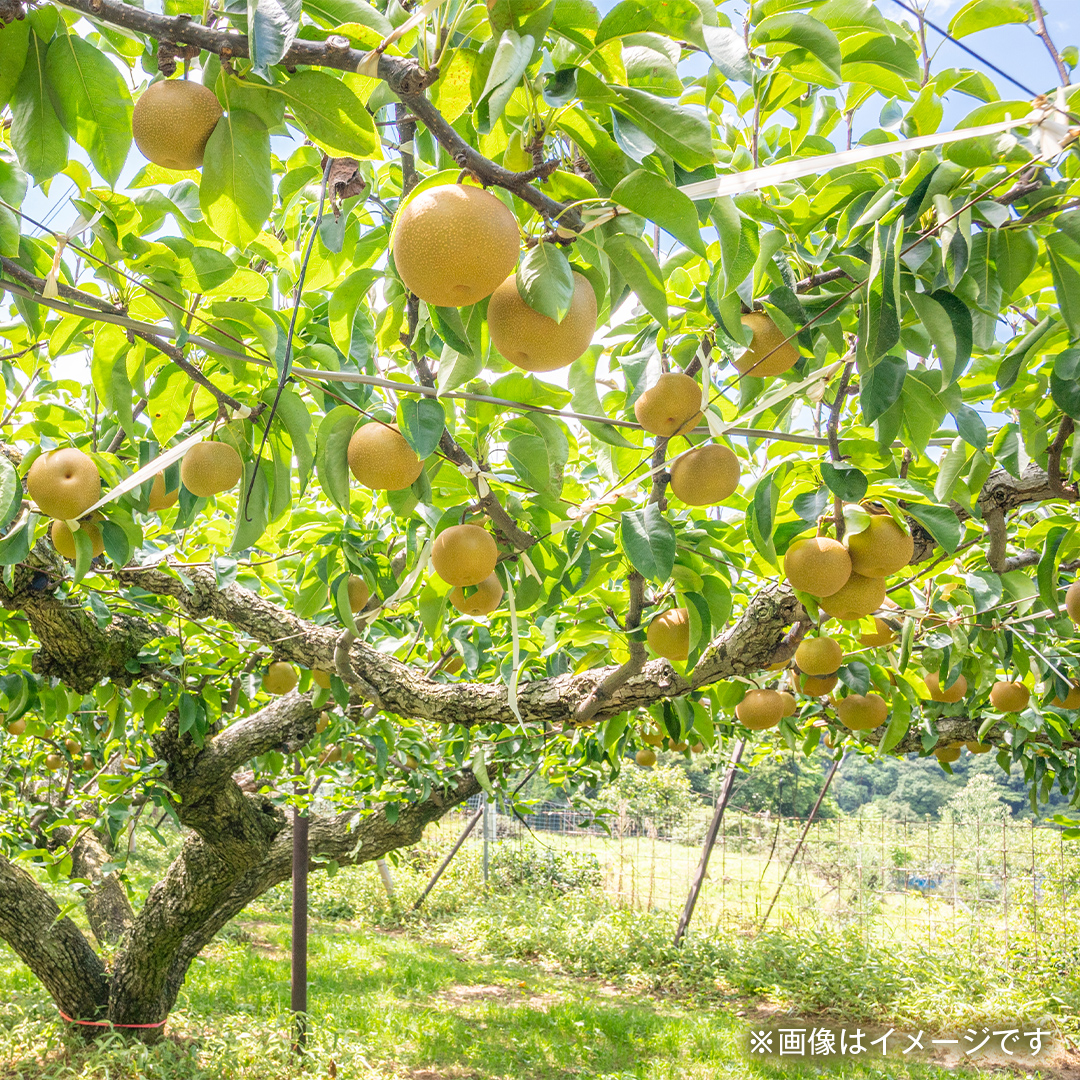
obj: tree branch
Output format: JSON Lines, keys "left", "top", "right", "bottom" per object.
{"left": 119, "top": 561, "right": 807, "bottom": 728}
{"left": 0, "top": 851, "right": 109, "bottom": 1022}
{"left": 0, "top": 257, "right": 244, "bottom": 413}
{"left": 0, "top": 540, "right": 167, "bottom": 692}
{"left": 1032, "top": 0, "right": 1070, "bottom": 85}
{"left": 50, "top": 0, "right": 582, "bottom": 231}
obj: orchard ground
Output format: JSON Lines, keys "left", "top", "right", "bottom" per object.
{"left": 3, "top": 819, "right": 1080, "bottom": 1080}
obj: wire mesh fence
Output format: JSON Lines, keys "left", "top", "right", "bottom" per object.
{"left": 447, "top": 795, "right": 1080, "bottom": 958}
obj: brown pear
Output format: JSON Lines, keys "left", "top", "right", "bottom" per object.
{"left": 817, "top": 572, "right": 886, "bottom": 621}
{"left": 347, "top": 423, "right": 423, "bottom": 491}
{"left": 431, "top": 524, "right": 498, "bottom": 587}
{"left": 783, "top": 537, "right": 851, "bottom": 598}
{"left": 845, "top": 514, "right": 914, "bottom": 578}
{"left": 794, "top": 636, "right": 844, "bottom": 677}
{"left": 181, "top": 441, "right": 243, "bottom": 498}
{"left": 734, "top": 313, "right": 798, "bottom": 377}
{"left": 735, "top": 689, "right": 785, "bottom": 731}
{"left": 449, "top": 572, "right": 504, "bottom": 616}
{"left": 990, "top": 680, "right": 1029, "bottom": 713}
{"left": 27, "top": 447, "right": 101, "bottom": 520}
{"left": 633, "top": 373, "right": 702, "bottom": 437}
{"left": 646, "top": 608, "right": 689, "bottom": 662}
{"left": 925, "top": 672, "right": 966, "bottom": 703}
{"left": 835, "top": 693, "right": 887, "bottom": 731}
{"left": 668, "top": 444, "right": 740, "bottom": 506}
{"left": 263, "top": 662, "right": 298, "bottom": 696}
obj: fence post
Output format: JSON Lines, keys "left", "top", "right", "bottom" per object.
{"left": 673, "top": 739, "right": 745, "bottom": 946}
{"left": 756, "top": 753, "right": 844, "bottom": 934}
{"left": 291, "top": 756, "right": 309, "bottom": 1056}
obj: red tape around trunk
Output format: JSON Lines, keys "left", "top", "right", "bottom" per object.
{"left": 59, "top": 1010, "right": 167, "bottom": 1029}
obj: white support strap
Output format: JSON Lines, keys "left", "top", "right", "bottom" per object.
{"left": 678, "top": 92, "right": 1075, "bottom": 201}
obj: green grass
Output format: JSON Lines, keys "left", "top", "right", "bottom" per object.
{"left": 0, "top": 908, "right": 1069, "bottom": 1079}
{"left": 1, "top": 829, "right": 1076, "bottom": 1078}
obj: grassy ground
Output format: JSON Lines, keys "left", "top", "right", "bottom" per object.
{"left": 0, "top": 911, "right": 1068, "bottom": 1080}
{"left": 2, "top": 828, "right": 1078, "bottom": 1079}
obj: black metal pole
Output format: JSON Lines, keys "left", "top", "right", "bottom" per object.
{"left": 674, "top": 739, "right": 745, "bottom": 946}
{"left": 291, "top": 757, "right": 309, "bottom": 1056}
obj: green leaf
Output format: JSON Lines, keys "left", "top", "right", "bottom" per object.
{"left": 0, "top": 458, "right": 16, "bottom": 534}
{"left": 701, "top": 24, "right": 752, "bottom": 81}
{"left": 0, "top": 18, "right": 30, "bottom": 111}
{"left": 274, "top": 71, "right": 380, "bottom": 158}
{"left": 200, "top": 109, "right": 272, "bottom": 250}
{"left": 861, "top": 220, "right": 901, "bottom": 362}
{"left": 315, "top": 406, "right": 358, "bottom": 512}
{"left": 397, "top": 398, "right": 445, "bottom": 459}
{"left": 860, "top": 354, "right": 906, "bottom": 424}
{"left": 268, "top": 388, "right": 314, "bottom": 496}
{"left": 44, "top": 34, "right": 132, "bottom": 186}
{"left": 908, "top": 289, "right": 972, "bottom": 385}
{"left": 880, "top": 697, "right": 910, "bottom": 753}
{"left": 91, "top": 326, "right": 134, "bottom": 442}
{"left": 820, "top": 462, "right": 868, "bottom": 502}
{"left": 997, "top": 316, "right": 1053, "bottom": 391}
{"left": 1037, "top": 524, "right": 1070, "bottom": 615}
{"left": 328, "top": 268, "right": 379, "bottom": 363}
{"left": 9, "top": 31, "right": 68, "bottom": 183}
{"left": 603, "top": 231, "right": 667, "bottom": 326}
{"left": 471, "top": 745, "right": 493, "bottom": 796}
{"left": 516, "top": 242, "right": 575, "bottom": 322}
{"left": 611, "top": 170, "right": 706, "bottom": 257}
{"left": 952, "top": 404, "right": 987, "bottom": 450}
{"left": 507, "top": 433, "right": 552, "bottom": 494}
{"left": 993, "top": 229, "right": 1038, "bottom": 296}
{"left": 231, "top": 461, "right": 270, "bottom": 552}
{"left": 620, "top": 505, "right": 676, "bottom": 581}
{"left": 949, "top": 0, "right": 1032, "bottom": 38}
{"left": 577, "top": 70, "right": 712, "bottom": 170}
{"left": 249, "top": 0, "right": 302, "bottom": 78}
{"left": 708, "top": 196, "right": 758, "bottom": 302}
{"left": 752, "top": 13, "right": 843, "bottom": 85}
{"left": 71, "top": 520, "right": 94, "bottom": 584}
{"left": 905, "top": 503, "right": 962, "bottom": 553}
{"left": 567, "top": 351, "right": 636, "bottom": 448}
{"left": 303, "top": 0, "right": 391, "bottom": 36}
{"left": 0, "top": 513, "right": 36, "bottom": 566}
{"left": 476, "top": 29, "right": 534, "bottom": 132}
{"left": 1046, "top": 233, "right": 1080, "bottom": 339}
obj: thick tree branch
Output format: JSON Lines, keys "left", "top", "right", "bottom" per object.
{"left": 51, "top": 825, "right": 135, "bottom": 948}
{"left": 50, "top": 0, "right": 582, "bottom": 231}
{"left": 0, "top": 851, "right": 109, "bottom": 1022}
{"left": 120, "top": 562, "right": 808, "bottom": 728}
{"left": 0, "top": 540, "right": 167, "bottom": 692}
{"left": 157, "top": 772, "right": 482, "bottom": 1015}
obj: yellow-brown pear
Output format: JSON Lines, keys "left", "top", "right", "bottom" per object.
{"left": 734, "top": 313, "right": 798, "bottom": 377}
{"left": 783, "top": 537, "right": 851, "bottom": 598}
{"left": 795, "top": 636, "right": 843, "bottom": 677}
{"left": 449, "top": 572, "right": 504, "bottom": 616}
{"left": 132, "top": 79, "right": 223, "bottom": 171}
{"left": 346, "top": 575, "right": 371, "bottom": 613}
{"left": 735, "top": 689, "right": 785, "bottom": 730}
{"left": 27, "top": 448, "right": 101, "bottom": 520}
{"left": 634, "top": 373, "right": 702, "bottom": 437}
{"left": 1066, "top": 581, "right": 1080, "bottom": 624}
{"left": 1052, "top": 683, "right": 1080, "bottom": 709}
{"left": 817, "top": 572, "right": 886, "bottom": 621}
{"left": 835, "top": 693, "right": 887, "bottom": 731}
{"left": 845, "top": 514, "right": 914, "bottom": 578}
{"left": 668, "top": 444, "right": 740, "bottom": 506}
{"left": 181, "top": 441, "right": 243, "bottom": 498}
{"left": 487, "top": 272, "right": 597, "bottom": 372}
{"left": 148, "top": 472, "right": 180, "bottom": 511}
{"left": 636, "top": 748, "right": 657, "bottom": 767}
{"left": 391, "top": 184, "right": 519, "bottom": 307}
{"left": 347, "top": 423, "right": 423, "bottom": 491}
{"left": 990, "top": 680, "right": 1029, "bottom": 713}
{"left": 263, "top": 662, "right": 298, "bottom": 696}
{"left": 860, "top": 617, "right": 896, "bottom": 647}
{"left": 50, "top": 519, "right": 105, "bottom": 560}
{"left": 935, "top": 745, "right": 961, "bottom": 763}
{"left": 794, "top": 672, "right": 839, "bottom": 696}
{"left": 647, "top": 608, "right": 689, "bottom": 662}
{"left": 431, "top": 524, "right": 498, "bottom": 587}
{"left": 925, "top": 672, "right": 966, "bottom": 703}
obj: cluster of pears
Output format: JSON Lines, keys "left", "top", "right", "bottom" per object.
{"left": 27, "top": 447, "right": 105, "bottom": 559}
{"left": 634, "top": 724, "right": 705, "bottom": 767}
{"left": 345, "top": 420, "right": 503, "bottom": 615}
{"left": 784, "top": 512, "right": 913, "bottom": 621}
{"left": 131, "top": 78, "right": 223, "bottom": 172}
{"left": 633, "top": 372, "right": 741, "bottom": 508}
{"left": 392, "top": 184, "right": 597, "bottom": 372}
